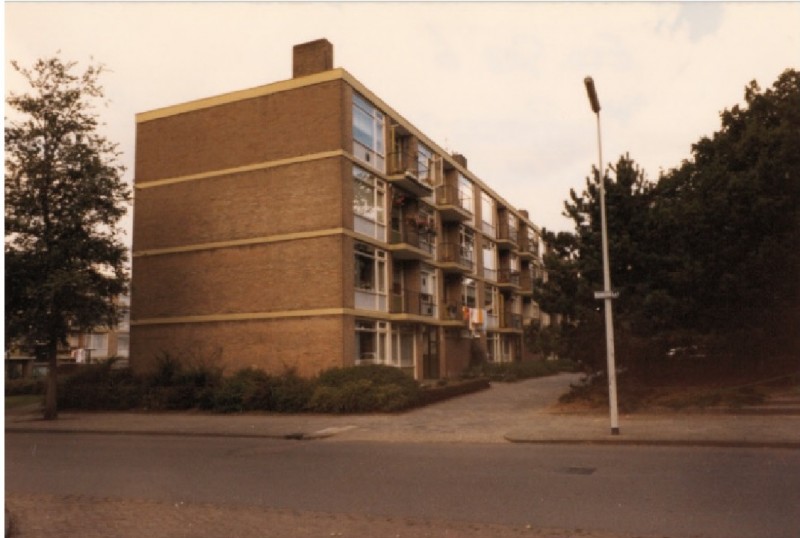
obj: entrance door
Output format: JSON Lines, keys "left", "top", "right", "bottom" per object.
{"left": 422, "top": 326, "right": 440, "bottom": 379}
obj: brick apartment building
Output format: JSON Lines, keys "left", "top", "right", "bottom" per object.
{"left": 131, "top": 39, "right": 550, "bottom": 380}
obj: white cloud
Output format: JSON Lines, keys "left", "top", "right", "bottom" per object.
{"left": 5, "top": 2, "right": 799, "bottom": 239}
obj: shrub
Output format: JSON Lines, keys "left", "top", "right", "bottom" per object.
{"left": 308, "top": 379, "right": 416, "bottom": 413}
{"left": 270, "top": 371, "right": 314, "bottom": 412}
{"left": 471, "top": 358, "right": 577, "bottom": 382}
{"left": 58, "top": 363, "right": 144, "bottom": 410}
{"left": 5, "top": 378, "right": 46, "bottom": 396}
{"left": 309, "top": 365, "right": 420, "bottom": 413}
{"left": 317, "top": 364, "right": 418, "bottom": 390}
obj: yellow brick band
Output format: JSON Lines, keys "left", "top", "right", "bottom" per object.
{"left": 131, "top": 308, "right": 447, "bottom": 327}
{"left": 133, "top": 228, "right": 349, "bottom": 258}
{"left": 135, "top": 150, "right": 345, "bottom": 190}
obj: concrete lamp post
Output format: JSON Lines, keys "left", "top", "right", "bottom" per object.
{"left": 584, "top": 76, "right": 621, "bottom": 436}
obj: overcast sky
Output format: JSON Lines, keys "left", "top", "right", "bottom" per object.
{"left": 5, "top": 2, "right": 800, "bottom": 242}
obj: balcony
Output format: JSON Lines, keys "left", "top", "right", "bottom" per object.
{"left": 387, "top": 151, "right": 433, "bottom": 197}
{"left": 497, "top": 222, "right": 518, "bottom": 251}
{"left": 388, "top": 224, "right": 435, "bottom": 261}
{"left": 391, "top": 289, "right": 438, "bottom": 318}
{"left": 517, "top": 234, "right": 534, "bottom": 260}
{"left": 497, "top": 268, "right": 520, "bottom": 291}
{"left": 439, "top": 242, "right": 474, "bottom": 274}
{"left": 518, "top": 269, "right": 534, "bottom": 296}
{"left": 443, "top": 302, "right": 469, "bottom": 325}
{"left": 501, "top": 308, "right": 524, "bottom": 331}
{"left": 435, "top": 185, "right": 472, "bottom": 222}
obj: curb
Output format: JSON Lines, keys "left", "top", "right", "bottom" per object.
{"left": 503, "top": 435, "right": 800, "bottom": 450}
{"left": 5, "top": 427, "right": 324, "bottom": 441}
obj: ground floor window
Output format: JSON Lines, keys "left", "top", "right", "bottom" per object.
{"left": 486, "top": 333, "right": 514, "bottom": 363}
{"left": 115, "top": 334, "right": 130, "bottom": 358}
{"left": 391, "top": 325, "right": 415, "bottom": 368}
{"left": 355, "top": 320, "right": 417, "bottom": 372}
{"left": 355, "top": 319, "right": 388, "bottom": 363}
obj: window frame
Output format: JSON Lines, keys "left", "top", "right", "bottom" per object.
{"left": 355, "top": 319, "right": 389, "bottom": 364}
{"left": 481, "top": 192, "right": 496, "bottom": 237}
{"left": 352, "top": 93, "right": 385, "bottom": 172}
{"left": 353, "top": 166, "right": 387, "bottom": 241}
{"left": 354, "top": 242, "right": 388, "bottom": 312}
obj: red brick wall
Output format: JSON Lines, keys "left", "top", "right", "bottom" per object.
{"left": 131, "top": 316, "right": 345, "bottom": 377}
{"left": 135, "top": 80, "right": 347, "bottom": 183}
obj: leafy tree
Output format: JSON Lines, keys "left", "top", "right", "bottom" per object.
{"left": 545, "top": 69, "right": 800, "bottom": 375}
{"left": 659, "top": 69, "right": 800, "bottom": 344}
{"left": 5, "top": 56, "right": 130, "bottom": 419}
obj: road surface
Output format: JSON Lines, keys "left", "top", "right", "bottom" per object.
{"left": 6, "top": 432, "right": 799, "bottom": 538}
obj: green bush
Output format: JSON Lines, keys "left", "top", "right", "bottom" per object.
{"left": 57, "top": 359, "right": 499, "bottom": 414}
{"left": 472, "top": 358, "right": 577, "bottom": 382}
{"left": 317, "top": 364, "right": 418, "bottom": 390}
{"left": 5, "top": 378, "right": 46, "bottom": 396}
{"left": 308, "top": 379, "right": 415, "bottom": 413}
{"left": 308, "top": 365, "right": 420, "bottom": 413}
{"left": 58, "top": 363, "right": 144, "bottom": 410}
{"left": 270, "top": 371, "right": 314, "bottom": 412}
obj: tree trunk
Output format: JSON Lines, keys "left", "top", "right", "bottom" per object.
{"left": 42, "top": 338, "right": 58, "bottom": 420}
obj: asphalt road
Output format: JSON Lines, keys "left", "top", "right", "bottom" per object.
{"left": 6, "top": 432, "right": 799, "bottom": 538}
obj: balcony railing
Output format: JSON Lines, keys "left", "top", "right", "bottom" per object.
{"left": 497, "top": 222, "right": 518, "bottom": 248}
{"left": 390, "top": 225, "right": 435, "bottom": 258}
{"left": 391, "top": 289, "right": 438, "bottom": 317}
{"left": 519, "top": 270, "right": 533, "bottom": 294}
{"left": 444, "top": 302, "right": 468, "bottom": 322}
{"left": 439, "top": 242, "right": 474, "bottom": 272}
{"left": 387, "top": 151, "right": 433, "bottom": 196}
{"left": 435, "top": 185, "right": 472, "bottom": 221}
{"left": 497, "top": 268, "right": 520, "bottom": 287}
{"left": 502, "top": 312, "right": 523, "bottom": 330}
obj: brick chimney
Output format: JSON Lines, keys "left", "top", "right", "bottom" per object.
{"left": 452, "top": 153, "right": 468, "bottom": 169}
{"left": 519, "top": 209, "right": 529, "bottom": 219}
{"left": 293, "top": 39, "right": 334, "bottom": 78}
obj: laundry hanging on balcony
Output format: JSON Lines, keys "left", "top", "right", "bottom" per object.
{"left": 461, "top": 307, "right": 487, "bottom": 335}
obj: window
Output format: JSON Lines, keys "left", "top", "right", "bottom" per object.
{"left": 459, "top": 226, "right": 475, "bottom": 268}
{"left": 483, "top": 240, "right": 497, "bottom": 281}
{"left": 417, "top": 203, "right": 436, "bottom": 256}
{"left": 420, "top": 265, "right": 437, "bottom": 317}
{"left": 528, "top": 228, "right": 540, "bottom": 257}
{"left": 481, "top": 192, "right": 495, "bottom": 237}
{"left": 353, "top": 93, "right": 385, "bottom": 171}
{"left": 115, "top": 334, "right": 130, "bottom": 358}
{"left": 353, "top": 166, "right": 386, "bottom": 240}
{"left": 354, "top": 242, "right": 387, "bottom": 311}
{"left": 391, "top": 325, "right": 415, "bottom": 368}
{"left": 507, "top": 213, "right": 518, "bottom": 241}
{"left": 355, "top": 320, "right": 388, "bottom": 363}
{"left": 485, "top": 284, "right": 499, "bottom": 329}
{"left": 458, "top": 174, "right": 474, "bottom": 218}
{"left": 487, "top": 333, "right": 499, "bottom": 362}
{"left": 462, "top": 277, "right": 477, "bottom": 308}
{"left": 86, "top": 333, "right": 108, "bottom": 357}
{"left": 417, "top": 143, "right": 434, "bottom": 186}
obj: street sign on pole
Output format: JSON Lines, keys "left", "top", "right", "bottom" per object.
{"left": 593, "top": 290, "right": 619, "bottom": 300}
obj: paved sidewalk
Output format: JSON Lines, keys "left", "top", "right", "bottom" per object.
{"left": 6, "top": 373, "right": 800, "bottom": 448}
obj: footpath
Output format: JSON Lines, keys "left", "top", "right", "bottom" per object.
{"left": 5, "top": 372, "right": 800, "bottom": 448}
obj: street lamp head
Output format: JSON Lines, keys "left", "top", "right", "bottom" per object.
{"left": 584, "top": 76, "right": 601, "bottom": 114}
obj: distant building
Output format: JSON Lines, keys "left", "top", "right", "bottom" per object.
{"left": 5, "top": 295, "right": 130, "bottom": 378}
{"left": 131, "top": 39, "right": 549, "bottom": 380}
